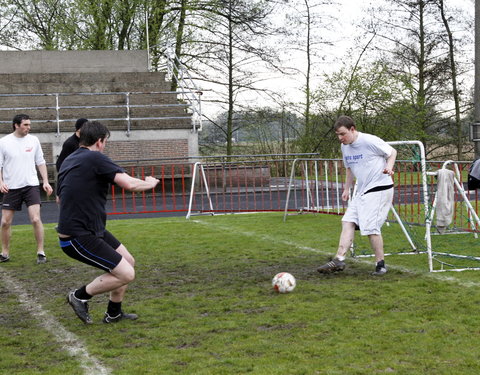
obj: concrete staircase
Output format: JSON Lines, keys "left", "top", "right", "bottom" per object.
{"left": 0, "top": 72, "right": 193, "bottom": 134}
{"left": 0, "top": 50, "right": 199, "bottom": 186}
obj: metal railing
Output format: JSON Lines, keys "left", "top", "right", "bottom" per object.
{"left": 39, "top": 154, "right": 480, "bottom": 222}
{"left": 159, "top": 48, "right": 203, "bottom": 132}
{"left": 0, "top": 91, "right": 194, "bottom": 135}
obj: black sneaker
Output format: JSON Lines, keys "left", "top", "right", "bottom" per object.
{"left": 372, "top": 260, "right": 387, "bottom": 276}
{"left": 103, "top": 311, "right": 138, "bottom": 324}
{"left": 67, "top": 291, "right": 93, "bottom": 324}
{"left": 36, "top": 254, "right": 47, "bottom": 264}
{"left": 0, "top": 254, "right": 9, "bottom": 263}
{"left": 317, "top": 258, "right": 346, "bottom": 273}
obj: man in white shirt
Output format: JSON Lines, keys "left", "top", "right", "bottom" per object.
{"left": 317, "top": 115, "right": 397, "bottom": 275}
{"left": 0, "top": 114, "right": 53, "bottom": 263}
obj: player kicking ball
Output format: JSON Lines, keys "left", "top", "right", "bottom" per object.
{"left": 57, "top": 121, "right": 159, "bottom": 324}
{"left": 317, "top": 115, "right": 397, "bottom": 276}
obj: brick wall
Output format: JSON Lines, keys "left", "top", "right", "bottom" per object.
{"left": 105, "top": 139, "right": 189, "bottom": 161}
{"left": 15, "top": 139, "right": 188, "bottom": 164}
{"left": 41, "top": 143, "right": 53, "bottom": 163}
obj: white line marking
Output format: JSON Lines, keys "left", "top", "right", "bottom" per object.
{"left": 0, "top": 269, "right": 111, "bottom": 375}
{"left": 192, "top": 219, "right": 480, "bottom": 287}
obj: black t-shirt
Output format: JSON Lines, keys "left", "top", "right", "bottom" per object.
{"left": 468, "top": 159, "right": 480, "bottom": 190}
{"left": 56, "top": 133, "right": 80, "bottom": 172}
{"left": 57, "top": 147, "right": 124, "bottom": 236}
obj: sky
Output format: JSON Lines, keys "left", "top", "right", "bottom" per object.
{"left": 199, "top": 0, "right": 475, "bottom": 117}
{"left": 198, "top": 0, "right": 376, "bottom": 116}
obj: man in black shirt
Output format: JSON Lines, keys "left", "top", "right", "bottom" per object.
{"left": 57, "top": 121, "right": 159, "bottom": 324}
{"left": 55, "top": 118, "right": 88, "bottom": 172}
{"left": 468, "top": 159, "right": 480, "bottom": 190}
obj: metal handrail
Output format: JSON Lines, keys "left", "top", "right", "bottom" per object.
{"left": 162, "top": 49, "right": 203, "bottom": 132}
{"left": 0, "top": 91, "right": 193, "bottom": 136}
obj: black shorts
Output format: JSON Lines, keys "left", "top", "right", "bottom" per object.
{"left": 2, "top": 185, "right": 41, "bottom": 211}
{"left": 59, "top": 230, "right": 122, "bottom": 273}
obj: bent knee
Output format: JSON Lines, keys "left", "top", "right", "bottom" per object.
{"left": 124, "top": 253, "right": 135, "bottom": 267}
{"left": 117, "top": 265, "right": 135, "bottom": 284}
{"left": 123, "top": 268, "right": 135, "bottom": 284}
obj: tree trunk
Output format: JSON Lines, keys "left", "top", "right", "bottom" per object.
{"left": 417, "top": 0, "right": 428, "bottom": 147}
{"left": 226, "top": 1, "right": 234, "bottom": 156}
{"left": 304, "top": 0, "right": 311, "bottom": 150}
{"left": 438, "top": 0, "right": 463, "bottom": 160}
{"left": 171, "top": 0, "right": 187, "bottom": 92}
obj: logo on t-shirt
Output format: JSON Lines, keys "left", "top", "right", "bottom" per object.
{"left": 25, "top": 147, "right": 33, "bottom": 152}
{"left": 345, "top": 154, "right": 363, "bottom": 163}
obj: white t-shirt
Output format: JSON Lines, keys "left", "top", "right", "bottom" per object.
{"left": 341, "top": 132, "right": 394, "bottom": 195}
{"left": 0, "top": 133, "right": 46, "bottom": 189}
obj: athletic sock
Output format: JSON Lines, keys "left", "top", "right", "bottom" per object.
{"left": 74, "top": 285, "right": 92, "bottom": 301}
{"left": 107, "top": 300, "right": 122, "bottom": 317}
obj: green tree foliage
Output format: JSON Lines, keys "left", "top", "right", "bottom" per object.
{"left": 0, "top": 0, "right": 72, "bottom": 50}
{"left": 199, "top": 107, "right": 301, "bottom": 156}
{"left": 144, "top": 0, "right": 169, "bottom": 69}
{"left": 0, "top": 0, "right": 172, "bottom": 51}
{"left": 304, "top": 61, "right": 410, "bottom": 156}
{"left": 0, "top": 0, "right": 474, "bottom": 160}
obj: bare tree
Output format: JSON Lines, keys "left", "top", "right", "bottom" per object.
{"left": 436, "top": 0, "right": 471, "bottom": 159}
{"left": 0, "top": 0, "right": 72, "bottom": 50}
{"left": 184, "top": 0, "right": 279, "bottom": 155}
{"left": 281, "top": 0, "right": 334, "bottom": 153}
{"left": 365, "top": 0, "right": 453, "bottom": 156}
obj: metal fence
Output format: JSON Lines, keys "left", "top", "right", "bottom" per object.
{"left": 43, "top": 155, "right": 480, "bottom": 231}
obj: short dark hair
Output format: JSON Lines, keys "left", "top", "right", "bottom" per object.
{"left": 12, "top": 114, "right": 30, "bottom": 131}
{"left": 334, "top": 115, "right": 355, "bottom": 131}
{"left": 75, "top": 118, "right": 88, "bottom": 131}
{"left": 79, "top": 121, "right": 110, "bottom": 147}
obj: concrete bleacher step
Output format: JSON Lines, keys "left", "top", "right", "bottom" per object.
{"left": 0, "top": 72, "right": 193, "bottom": 133}
{"left": 0, "top": 72, "right": 171, "bottom": 93}
{"left": 0, "top": 50, "right": 198, "bottom": 171}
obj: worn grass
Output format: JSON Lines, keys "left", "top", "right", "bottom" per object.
{"left": 1, "top": 213, "right": 480, "bottom": 374}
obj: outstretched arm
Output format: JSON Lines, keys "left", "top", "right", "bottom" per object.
{"left": 114, "top": 172, "right": 159, "bottom": 192}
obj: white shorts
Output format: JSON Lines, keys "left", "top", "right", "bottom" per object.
{"left": 342, "top": 188, "right": 394, "bottom": 236}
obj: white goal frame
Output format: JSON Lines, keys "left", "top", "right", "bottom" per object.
{"left": 186, "top": 162, "right": 214, "bottom": 219}
{"left": 425, "top": 160, "right": 480, "bottom": 272}
{"left": 282, "top": 141, "right": 461, "bottom": 271}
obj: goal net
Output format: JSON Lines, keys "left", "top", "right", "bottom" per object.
{"left": 352, "top": 142, "right": 480, "bottom": 272}
{"left": 423, "top": 160, "right": 480, "bottom": 272}
{"left": 347, "top": 141, "right": 429, "bottom": 260}
{"left": 284, "top": 140, "right": 480, "bottom": 272}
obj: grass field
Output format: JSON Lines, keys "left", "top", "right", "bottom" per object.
{"left": 2, "top": 213, "right": 480, "bottom": 374}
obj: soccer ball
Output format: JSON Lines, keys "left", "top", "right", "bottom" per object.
{"left": 272, "top": 272, "right": 296, "bottom": 293}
